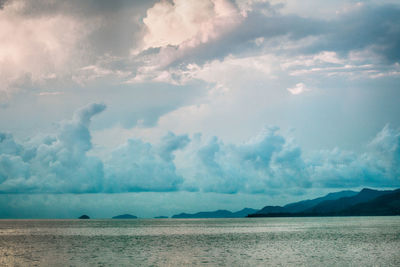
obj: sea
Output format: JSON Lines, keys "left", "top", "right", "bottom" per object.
{"left": 0, "top": 216, "right": 399, "bottom": 266}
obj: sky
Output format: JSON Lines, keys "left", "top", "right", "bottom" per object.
{"left": 0, "top": 0, "right": 399, "bottom": 218}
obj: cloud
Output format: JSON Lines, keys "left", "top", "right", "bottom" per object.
{"left": 1, "top": 0, "right": 398, "bottom": 100}
{"left": 0, "top": 103, "right": 106, "bottom": 193}
{"left": 287, "top": 83, "right": 309, "bottom": 95}
{"left": 130, "top": 0, "right": 244, "bottom": 79}
{"left": 0, "top": 1, "right": 91, "bottom": 102}
{"left": 0, "top": 0, "right": 7, "bottom": 9}
{"left": 38, "top": 91, "right": 64, "bottom": 96}
{"left": 0, "top": 104, "right": 190, "bottom": 193}
{"left": 0, "top": 0, "right": 150, "bottom": 103}
{"left": 175, "top": 127, "right": 311, "bottom": 194}
{"left": 1, "top": 0, "right": 399, "bottom": 138}
{"left": 369, "top": 124, "right": 400, "bottom": 178}
{"left": 0, "top": 0, "right": 400, "bottom": 196}
{"left": 0, "top": 104, "right": 399, "bottom": 194}
{"left": 141, "top": 0, "right": 241, "bottom": 50}
{"left": 132, "top": 2, "right": 400, "bottom": 85}
{"left": 318, "top": 4, "right": 400, "bottom": 63}
{"left": 5, "top": 0, "right": 151, "bottom": 17}
{"left": 104, "top": 131, "right": 190, "bottom": 193}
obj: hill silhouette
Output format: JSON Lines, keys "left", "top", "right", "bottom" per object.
{"left": 249, "top": 188, "right": 400, "bottom": 217}
{"left": 112, "top": 214, "right": 137, "bottom": 219}
{"left": 172, "top": 208, "right": 258, "bottom": 218}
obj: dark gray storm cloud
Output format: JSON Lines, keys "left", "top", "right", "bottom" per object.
{"left": 2, "top": 0, "right": 155, "bottom": 57}
{"left": 4, "top": 0, "right": 155, "bottom": 17}
{"left": 0, "top": 0, "right": 8, "bottom": 9}
{"left": 313, "top": 4, "right": 400, "bottom": 62}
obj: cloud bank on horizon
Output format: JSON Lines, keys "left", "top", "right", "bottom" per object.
{"left": 0, "top": 0, "right": 400, "bottom": 201}
{"left": 0, "top": 103, "right": 399, "bottom": 194}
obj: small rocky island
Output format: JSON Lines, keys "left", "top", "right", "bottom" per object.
{"left": 112, "top": 214, "right": 137, "bottom": 219}
{"left": 78, "top": 215, "right": 90, "bottom": 219}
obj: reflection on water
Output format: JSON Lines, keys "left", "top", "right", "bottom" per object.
{"left": 0, "top": 217, "right": 399, "bottom": 266}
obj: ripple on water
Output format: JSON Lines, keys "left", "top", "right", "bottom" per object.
{"left": 0, "top": 217, "right": 399, "bottom": 266}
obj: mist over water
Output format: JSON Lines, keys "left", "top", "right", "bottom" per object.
{"left": 1, "top": 217, "right": 399, "bottom": 266}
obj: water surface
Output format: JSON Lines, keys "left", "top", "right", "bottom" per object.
{"left": 0, "top": 217, "right": 399, "bottom": 266}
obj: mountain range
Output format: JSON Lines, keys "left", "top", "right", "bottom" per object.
{"left": 169, "top": 188, "right": 400, "bottom": 218}
{"left": 249, "top": 188, "right": 400, "bottom": 217}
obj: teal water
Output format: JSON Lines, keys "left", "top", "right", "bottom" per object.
{"left": 0, "top": 217, "right": 399, "bottom": 266}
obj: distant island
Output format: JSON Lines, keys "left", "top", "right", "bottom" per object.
{"left": 78, "top": 215, "right": 90, "bottom": 219}
{"left": 248, "top": 188, "right": 400, "bottom": 217}
{"left": 172, "top": 208, "right": 258, "bottom": 218}
{"left": 154, "top": 216, "right": 169, "bottom": 219}
{"left": 112, "top": 214, "right": 138, "bottom": 219}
